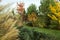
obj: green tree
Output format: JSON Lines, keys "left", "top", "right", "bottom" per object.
{"left": 26, "top": 4, "right": 38, "bottom": 27}
{"left": 39, "top": 0, "right": 55, "bottom": 14}
{"left": 39, "top": 0, "right": 55, "bottom": 28}
{"left": 27, "top": 4, "right": 37, "bottom": 14}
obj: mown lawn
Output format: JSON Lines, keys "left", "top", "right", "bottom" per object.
{"left": 22, "top": 26, "right": 60, "bottom": 40}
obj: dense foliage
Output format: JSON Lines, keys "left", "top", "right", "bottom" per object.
{"left": 0, "top": 0, "right": 60, "bottom": 40}
{"left": 19, "top": 27, "right": 55, "bottom": 40}
{"left": 48, "top": 1, "right": 60, "bottom": 29}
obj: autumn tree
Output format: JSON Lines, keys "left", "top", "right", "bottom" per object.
{"left": 48, "top": 1, "right": 60, "bottom": 29}
{"left": 26, "top": 4, "right": 38, "bottom": 26}
{"left": 17, "top": 2, "right": 25, "bottom": 15}
{"left": 17, "top": 2, "right": 26, "bottom": 26}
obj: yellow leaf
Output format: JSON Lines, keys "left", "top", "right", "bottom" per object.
{"left": 51, "top": 15, "right": 58, "bottom": 20}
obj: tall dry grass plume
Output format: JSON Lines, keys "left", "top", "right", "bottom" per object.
{"left": 0, "top": 13, "right": 19, "bottom": 40}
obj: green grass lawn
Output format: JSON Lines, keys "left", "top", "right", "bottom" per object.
{"left": 23, "top": 26, "right": 60, "bottom": 40}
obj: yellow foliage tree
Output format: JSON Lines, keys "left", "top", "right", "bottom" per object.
{"left": 47, "top": 1, "right": 60, "bottom": 29}
{"left": 28, "top": 12, "right": 37, "bottom": 22}
{"left": 28, "top": 12, "right": 37, "bottom": 26}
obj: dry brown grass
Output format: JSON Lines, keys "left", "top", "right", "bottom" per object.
{"left": 0, "top": 14, "right": 19, "bottom": 40}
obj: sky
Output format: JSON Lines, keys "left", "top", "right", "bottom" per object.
{"left": 0, "top": 0, "right": 40, "bottom": 10}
